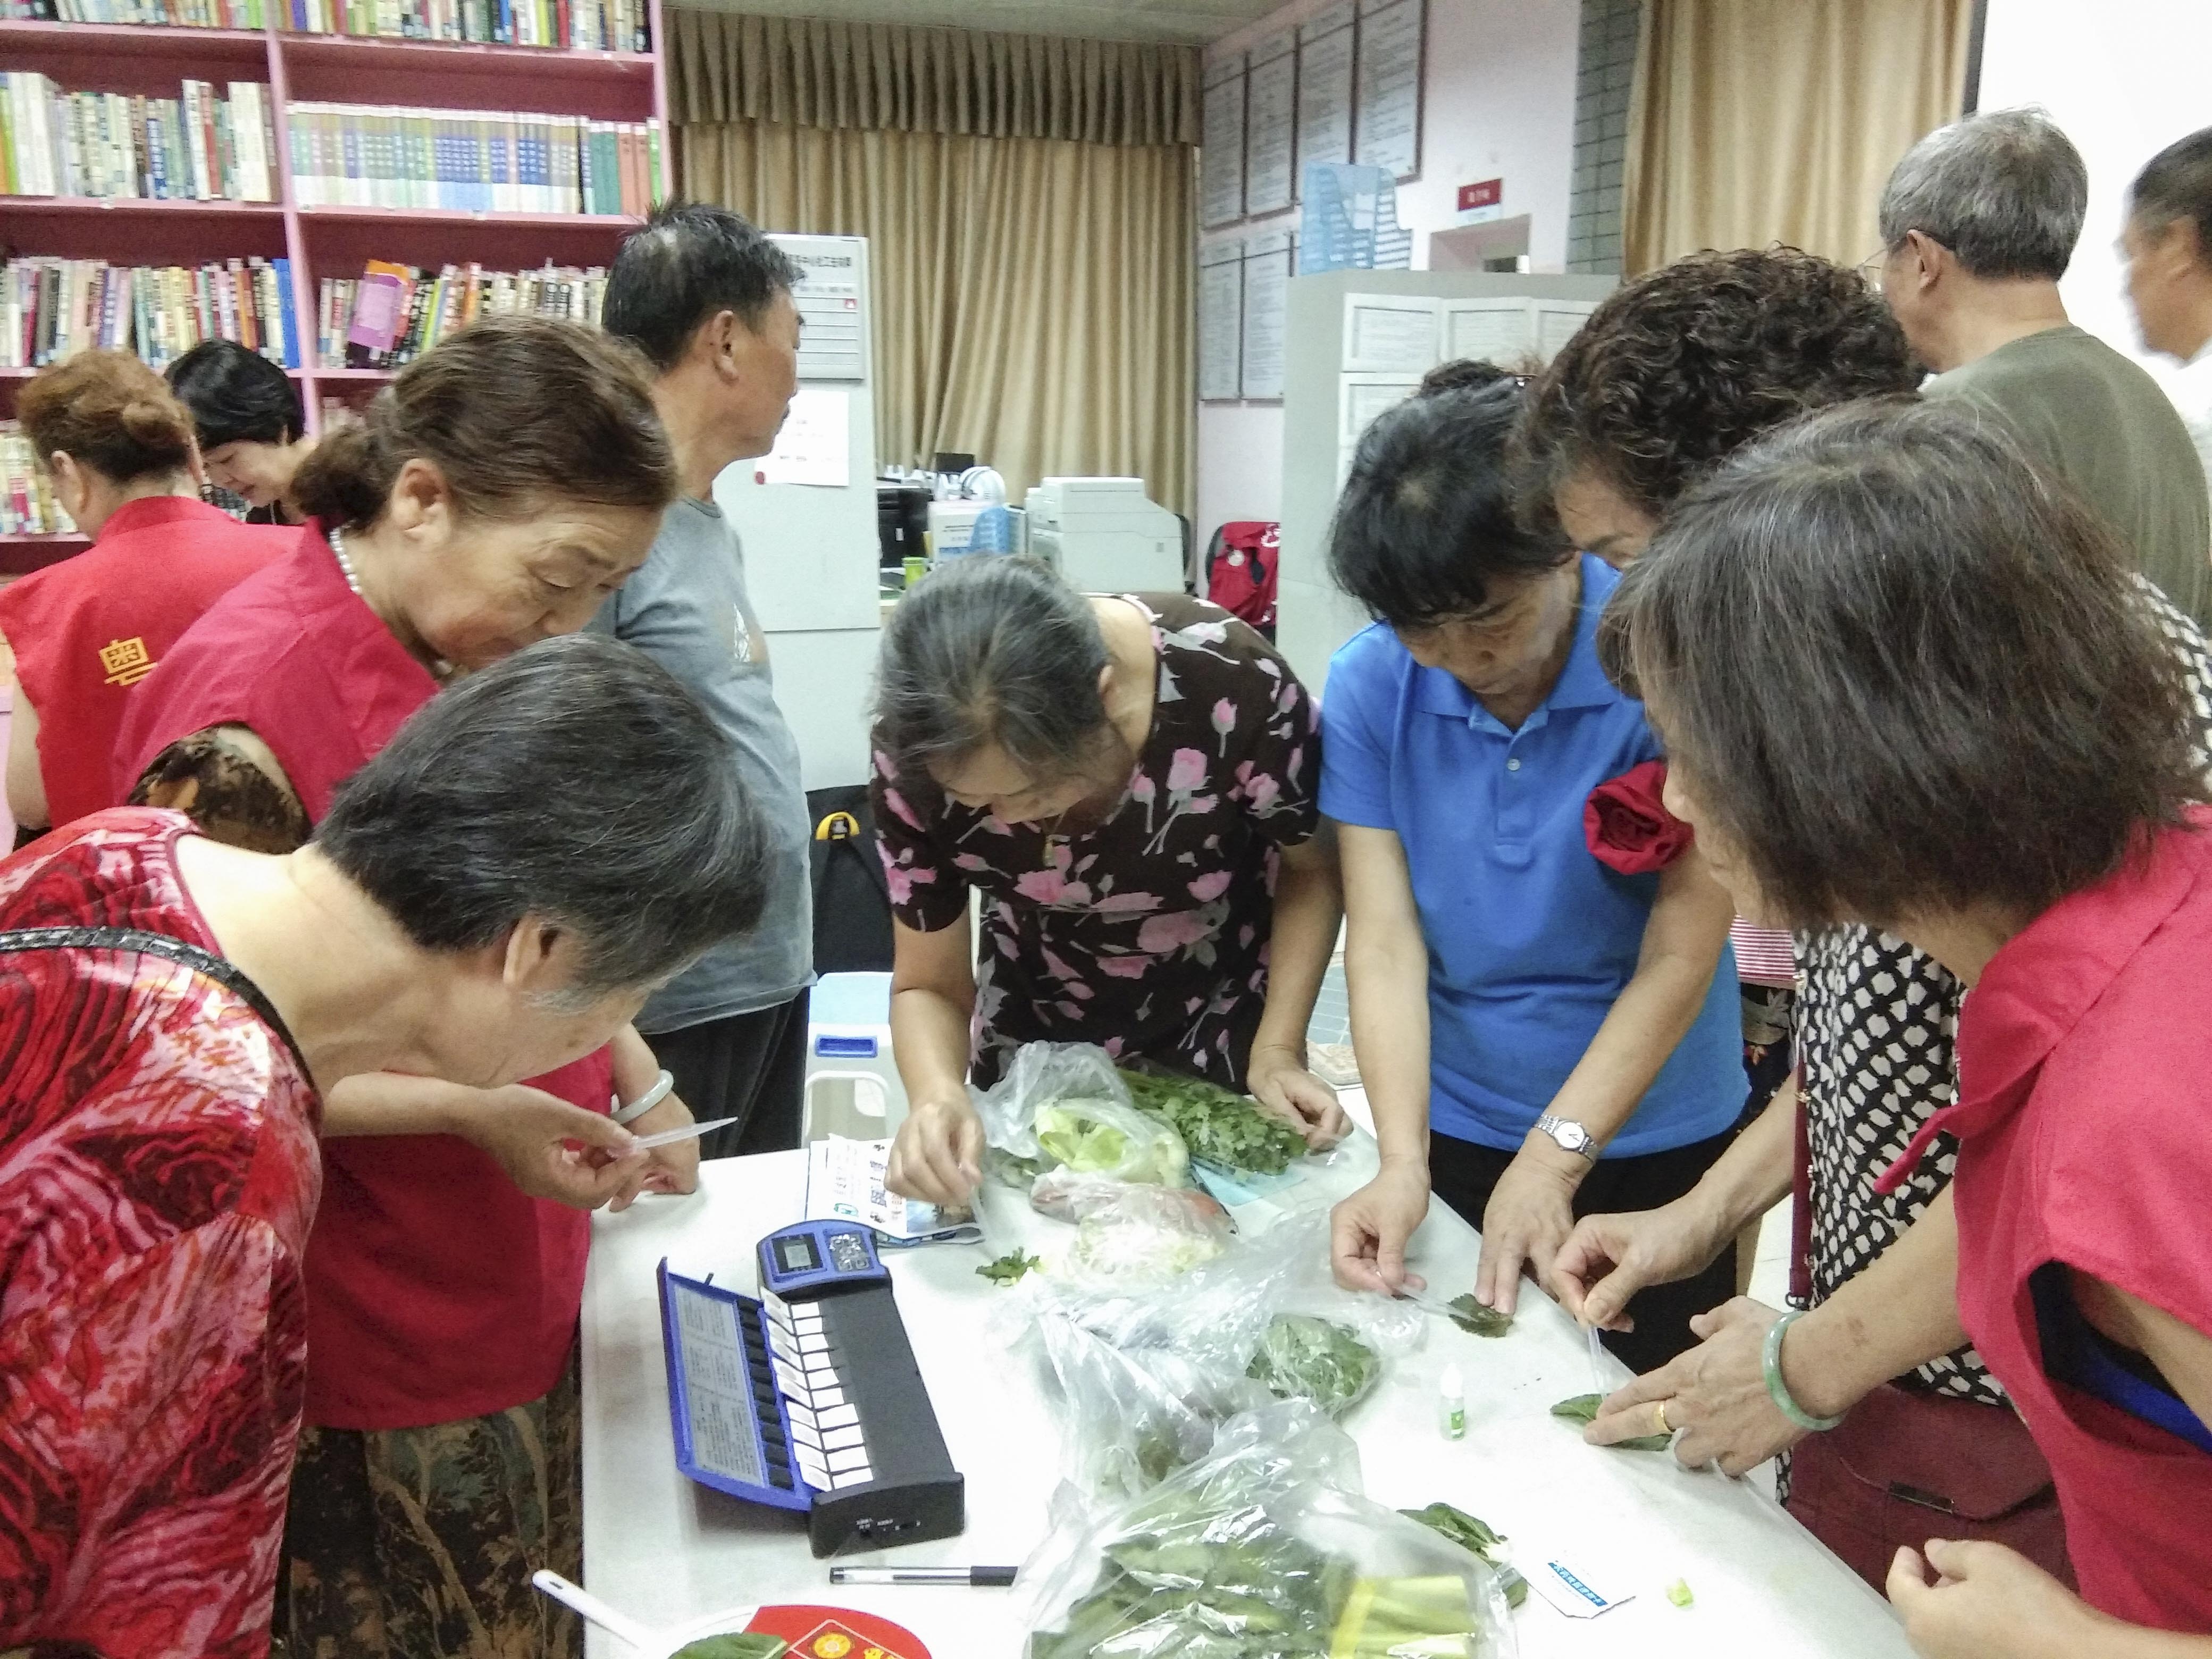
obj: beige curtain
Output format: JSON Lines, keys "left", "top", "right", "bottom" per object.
{"left": 682, "top": 122, "right": 1193, "bottom": 513}
{"left": 1624, "top": 0, "right": 1975, "bottom": 271}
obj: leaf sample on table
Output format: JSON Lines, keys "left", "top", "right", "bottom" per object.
{"left": 1444, "top": 1293, "right": 1512, "bottom": 1337}
{"left": 1118, "top": 1065, "right": 1311, "bottom": 1177}
{"left": 1245, "top": 1315, "right": 1381, "bottom": 1417}
{"left": 977, "top": 1249, "right": 1042, "bottom": 1286}
{"left": 1551, "top": 1392, "right": 1672, "bottom": 1452}
{"left": 1399, "top": 1503, "right": 1527, "bottom": 1608}
{"left": 670, "top": 1637, "right": 789, "bottom": 1659}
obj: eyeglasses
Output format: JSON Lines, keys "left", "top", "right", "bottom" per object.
{"left": 1855, "top": 248, "right": 1889, "bottom": 291}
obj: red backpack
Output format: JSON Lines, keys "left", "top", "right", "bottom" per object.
{"left": 1204, "top": 520, "right": 1279, "bottom": 638}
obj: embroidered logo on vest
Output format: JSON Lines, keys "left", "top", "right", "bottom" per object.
{"left": 99, "top": 637, "right": 156, "bottom": 687}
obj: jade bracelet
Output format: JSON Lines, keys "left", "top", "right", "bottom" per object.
{"left": 1763, "top": 1309, "right": 1846, "bottom": 1432}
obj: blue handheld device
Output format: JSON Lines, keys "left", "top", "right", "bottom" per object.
{"left": 757, "top": 1219, "right": 886, "bottom": 1300}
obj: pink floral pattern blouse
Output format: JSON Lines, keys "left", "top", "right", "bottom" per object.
{"left": 872, "top": 594, "right": 1321, "bottom": 1088}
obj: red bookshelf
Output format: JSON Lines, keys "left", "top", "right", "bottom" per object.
{"left": 2, "top": 4, "right": 667, "bottom": 447}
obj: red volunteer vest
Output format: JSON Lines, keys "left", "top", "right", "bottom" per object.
{"left": 1883, "top": 808, "right": 2212, "bottom": 1630}
{"left": 0, "top": 496, "right": 286, "bottom": 827}
{"left": 118, "top": 527, "right": 610, "bottom": 1429}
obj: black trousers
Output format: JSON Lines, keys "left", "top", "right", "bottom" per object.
{"left": 1428, "top": 1122, "right": 1742, "bottom": 1377}
{"left": 646, "top": 988, "right": 811, "bottom": 1162}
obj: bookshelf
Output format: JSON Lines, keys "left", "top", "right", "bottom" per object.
{"left": 1, "top": 3, "right": 667, "bottom": 565}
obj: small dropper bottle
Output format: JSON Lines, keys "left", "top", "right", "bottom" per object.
{"left": 1438, "top": 1363, "right": 1467, "bottom": 1440}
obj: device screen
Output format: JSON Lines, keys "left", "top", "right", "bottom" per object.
{"left": 775, "top": 1235, "right": 820, "bottom": 1275}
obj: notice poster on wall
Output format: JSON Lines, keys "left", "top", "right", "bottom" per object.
{"left": 1244, "top": 32, "right": 1297, "bottom": 218}
{"left": 754, "top": 388, "right": 852, "bottom": 489}
{"left": 1443, "top": 298, "right": 1537, "bottom": 366}
{"left": 1296, "top": 2, "right": 1356, "bottom": 190}
{"left": 1201, "top": 54, "right": 1249, "bottom": 229}
{"left": 1241, "top": 229, "right": 1293, "bottom": 400}
{"left": 1200, "top": 240, "right": 1246, "bottom": 401}
{"left": 1354, "top": 0, "right": 1425, "bottom": 182}
{"left": 1536, "top": 301, "right": 1599, "bottom": 362}
{"left": 1342, "top": 292, "right": 1439, "bottom": 374}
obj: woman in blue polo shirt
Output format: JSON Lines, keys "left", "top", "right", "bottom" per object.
{"left": 1323, "top": 370, "right": 1743, "bottom": 1371}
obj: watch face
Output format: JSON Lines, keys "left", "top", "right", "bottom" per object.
{"left": 1552, "top": 1121, "right": 1591, "bottom": 1151}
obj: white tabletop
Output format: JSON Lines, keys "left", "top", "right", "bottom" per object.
{"left": 581, "top": 1141, "right": 1914, "bottom": 1659}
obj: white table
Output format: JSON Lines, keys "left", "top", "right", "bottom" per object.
{"left": 581, "top": 1145, "right": 1915, "bottom": 1659}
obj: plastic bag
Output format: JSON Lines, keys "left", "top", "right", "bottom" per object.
{"left": 1057, "top": 1184, "right": 1235, "bottom": 1287}
{"left": 979, "top": 1043, "right": 1192, "bottom": 1188}
{"left": 1037, "top": 1314, "right": 1239, "bottom": 1501}
{"left": 1023, "top": 1401, "right": 1517, "bottom": 1659}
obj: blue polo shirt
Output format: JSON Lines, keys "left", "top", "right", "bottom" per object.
{"left": 1320, "top": 555, "right": 1741, "bottom": 1157}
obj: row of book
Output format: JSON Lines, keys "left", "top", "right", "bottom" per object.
{"left": 278, "top": 0, "right": 646, "bottom": 52}
{"left": 320, "top": 258, "right": 604, "bottom": 366}
{"left": 5, "top": 256, "right": 300, "bottom": 370}
{"left": 1, "top": 74, "right": 278, "bottom": 202}
{"left": 2, "top": 424, "right": 77, "bottom": 536}
{"left": 2, "top": 0, "right": 267, "bottom": 25}
{"left": 285, "top": 103, "right": 658, "bottom": 215}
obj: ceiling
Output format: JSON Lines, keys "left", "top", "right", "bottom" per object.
{"left": 674, "top": 0, "right": 1283, "bottom": 46}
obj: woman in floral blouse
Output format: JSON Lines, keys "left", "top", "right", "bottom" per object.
{"left": 871, "top": 556, "right": 1345, "bottom": 1206}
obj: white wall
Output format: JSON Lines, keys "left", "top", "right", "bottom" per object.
{"left": 1194, "top": 0, "right": 1583, "bottom": 554}
{"left": 1979, "top": 0, "right": 2212, "bottom": 381}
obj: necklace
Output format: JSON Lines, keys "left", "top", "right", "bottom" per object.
{"left": 329, "top": 525, "right": 364, "bottom": 597}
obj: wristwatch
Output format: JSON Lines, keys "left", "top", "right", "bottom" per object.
{"left": 1533, "top": 1113, "right": 1598, "bottom": 1162}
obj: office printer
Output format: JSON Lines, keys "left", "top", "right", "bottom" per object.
{"left": 1024, "top": 477, "right": 1185, "bottom": 592}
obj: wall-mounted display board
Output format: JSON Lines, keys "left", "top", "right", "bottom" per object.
{"left": 1244, "top": 30, "right": 1298, "bottom": 219}
{"left": 1241, "top": 229, "right": 1295, "bottom": 400}
{"left": 1199, "top": 239, "right": 1246, "bottom": 400}
{"left": 1201, "top": 53, "right": 1249, "bottom": 229}
{"left": 1296, "top": 1, "right": 1356, "bottom": 187}
{"left": 1353, "top": 0, "right": 1424, "bottom": 183}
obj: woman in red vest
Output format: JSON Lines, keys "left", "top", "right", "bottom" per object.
{"left": 116, "top": 315, "right": 694, "bottom": 1658}
{"left": 1604, "top": 399, "right": 2212, "bottom": 1653}
{"left": 0, "top": 351, "right": 290, "bottom": 846}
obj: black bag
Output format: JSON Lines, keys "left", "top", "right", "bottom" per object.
{"left": 807, "top": 784, "right": 894, "bottom": 974}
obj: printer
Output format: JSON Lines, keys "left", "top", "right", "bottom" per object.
{"left": 1024, "top": 476, "right": 1185, "bottom": 592}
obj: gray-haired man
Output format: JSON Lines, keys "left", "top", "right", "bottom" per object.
{"left": 1875, "top": 106, "right": 2211, "bottom": 626}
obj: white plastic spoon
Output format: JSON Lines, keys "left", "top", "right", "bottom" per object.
{"left": 531, "top": 1570, "right": 665, "bottom": 1653}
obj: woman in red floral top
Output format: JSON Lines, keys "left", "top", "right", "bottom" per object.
{"left": 0, "top": 638, "right": 766, "bottom": 1658}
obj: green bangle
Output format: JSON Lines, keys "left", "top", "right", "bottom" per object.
{"left": 1763, "top": 1309, "right": 1845, "bottom": 1432}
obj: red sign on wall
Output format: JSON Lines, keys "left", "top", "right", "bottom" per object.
{"left": 1457, "top": 178, "right": 1503, "bottom": 212}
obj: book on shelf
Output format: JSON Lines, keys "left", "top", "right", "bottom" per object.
{"left": 275, "top": 0, "right": 646, "bottom": 52}
{"left": 319, "top": 256, "right": 605, "bottom": 367}
{"left": 1, "top": 0, "right": 269, "bottom": 25}
{"left": 285, "top": 101, "right": 658, "bottom": 215}
{"left": 0, "top": 73, "right": 276, "bottom": 202}
{"left": 2, "top": 423, "right": 76, "bottom": 535}
{"left": 5, "top": 254, "right": 299, "bottom": 369}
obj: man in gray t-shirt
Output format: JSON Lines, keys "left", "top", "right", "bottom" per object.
{"left": 1877, "top": 109, "right": 2212, "bottom": 625}
{"left": 596, "top": 205, "right": 816, "bottom": 1157}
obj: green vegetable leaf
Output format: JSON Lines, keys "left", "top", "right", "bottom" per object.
{"left": 1551, "top": 1393, "right": 1671, "bottom": 1452}
{"left": 977, "top": 1249, "right": 1042, "bottom": 1286}
{"left": 1444, "top": 1294, "right": 1512, "bottom": 1337}
{"left": 1398, "top": 1501, "right": 1505, "bottom": 1561}
{"left": 671, "top": 1637, "right": 787, "bottom": 1659}
{"left": 1245, "top": 1315, "right": 1381, "bottom": 1417}
{"left": 1118, "top": 1066, "right": 1309, "bottom": 1177}
{"left": 1667, "top": 1576, "right": 1695, "bottom": 1608}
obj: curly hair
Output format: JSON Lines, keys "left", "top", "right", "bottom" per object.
{"left": 1514, "top": 247, "right": 1916, "bottom": 530}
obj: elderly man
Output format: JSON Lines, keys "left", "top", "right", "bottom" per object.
{"left": 2124, "top": 126, "right": 2212, "bottom": 503}
{"left": 1875, "top": 107, "right": 2211, "bottom": 626}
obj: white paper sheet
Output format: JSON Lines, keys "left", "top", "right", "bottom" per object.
{"left": 1296, "top": 1, "right": 1356, "bottom": 183}
{"left": 1353, "top": 0, "right": 1424, "bottom": 181}
{"left": 1244, "top": 32, "right": 1297, "bottom": 217}
{"left": 1342, "top": 292, "right": 1439, "bottom": 373}
{"left": 1241, "top": 230, "right": 1293, "bottom": 400}
{"left": 1199, "top": 242, "right": 1246, "bottom": 401}
{"left": 1443, "top": 299, "right": 1538, "bottom": 367}
{"left": 1536, "top": 301, "right": 1599, "bottom": 363}
{"left": 1201, "top": 56, "right": 1248, "bottom": 228}
{"left": 803, "top": 1135, "right": 981, "bottom": 1245}
{"left": 752, "top": 388, "right": 850, "bottom": 489}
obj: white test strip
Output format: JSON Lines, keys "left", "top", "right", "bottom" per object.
{"left": 821, "top": 1424, "right": 866, "bottom": 1452}
{"left": 789, "top": 1420, "right": 823, "bottom": 1451}
{"left": 827, "top": 1446, "right": 871, "bottom": 1473}
{"left": 774, "top": 1362, "right": 811, "bottom": 1401}
{"left": 799, "top": 1333, "right": 830, "bottom": 1355}
{"left": 817, "top": 1403, "right": 860, "bottom": 1430}
{"left": 797, "top": 1451, "right": 831, "bottom": 1489}
{"left": 766, "top": 1325, "right": 798, "bottom": 1362}
{"left": 831, "top": 1467, "right": 874, "bottom": 1489}
{"left": 784, "top": 1400, "right": 817, "bottom": 1432}
{"left": 810, "top": 1388, "right": 846, "bottom": 1412}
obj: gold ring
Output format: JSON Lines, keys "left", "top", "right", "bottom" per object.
{"left": 1654, "top": 1398, "right": 1671, "bottom": 1434}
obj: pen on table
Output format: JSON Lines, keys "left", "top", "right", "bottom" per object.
{"left": 828, "top": 1565, "right": 1019, "bottom": 1587}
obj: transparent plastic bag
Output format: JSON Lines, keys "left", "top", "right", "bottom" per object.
{"left": 1045, "top": 1182, "right": 1236, "bottom": 1288}
{"left": 1037, "top": 1314, "right": 1243, "bottom": 1502}
{"left": 979, "top": 1042, "right": 1192, "bottom": 1189}
{"left": 1023, "top": 1401, "right": 1518, "bottom": 1659}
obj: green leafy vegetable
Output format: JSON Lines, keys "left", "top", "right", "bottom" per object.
{"left": 671, "top": 1637, "right": 787, "bottom": 1659}
{"left": 1245, "top": 1316, "right": 1381, "bottom": 1418}
{"left": 977, "top": 1249, "right": 1042, "bottom": 1286}
{"left": 1330, "top": 1574, "right": 1484, "bottom": 1655}
{"left": 1119, "top": 1066, "right": 1310, "bottom": 1177}
{"left": 1445, "top": 1293, "right": 1512, "bottom": 1337}
{"left": 1667, "top": 1576, "right": 1695, "bottom": 1608}
{"left": 1400, "top": 1503, "right": 1527, "bottom": 1608}
{"left": 1551, "top": 1393, "right": 1672, "bottom": 1452}
{"left": 1032, "top": 1097, "right": 1189, "bottom": 1186}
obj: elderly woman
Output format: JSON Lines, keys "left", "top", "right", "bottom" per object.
{"left": 0, "top": 636, "right": 766, "bottom": 1658}
{"left": 1604, "top": 398, "right": 2212, "bottom": 1654}
{"left": 1321, "top": 375, "right": 1745, "bottom": 1372}
{"left": 1528, "top": 248, "right": 2212, "bottom": 1590}
{"left": 166, "top": 338, "right": 315, "bottom": 523}
{"left": 113, "top": 316, "right": 691, "bottom": 1655}
{"left": 0, "top": 351, "right": 290, "bottom": 844}
{"left": 872, "top": 555, "right": 1343, "bottom": 1207}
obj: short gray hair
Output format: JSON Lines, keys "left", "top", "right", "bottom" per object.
{"left": 318, "top": 635, "right": 770, "bottom": 999}
{"left": 1877, "top": 107, "right": 2087, "bottom": 280}
{"left": 874, "top": 557, "right": 1113, "bottom": 785}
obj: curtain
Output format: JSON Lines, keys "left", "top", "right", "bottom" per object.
{"left": 668, "top": 10, "right": 1199, "bottom": 146}
{"left": 1624, "top": 0, "right": 1975, "bottom": 271}
{"left": 681, "top": 120, "right": 1195, "bottom": 514}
